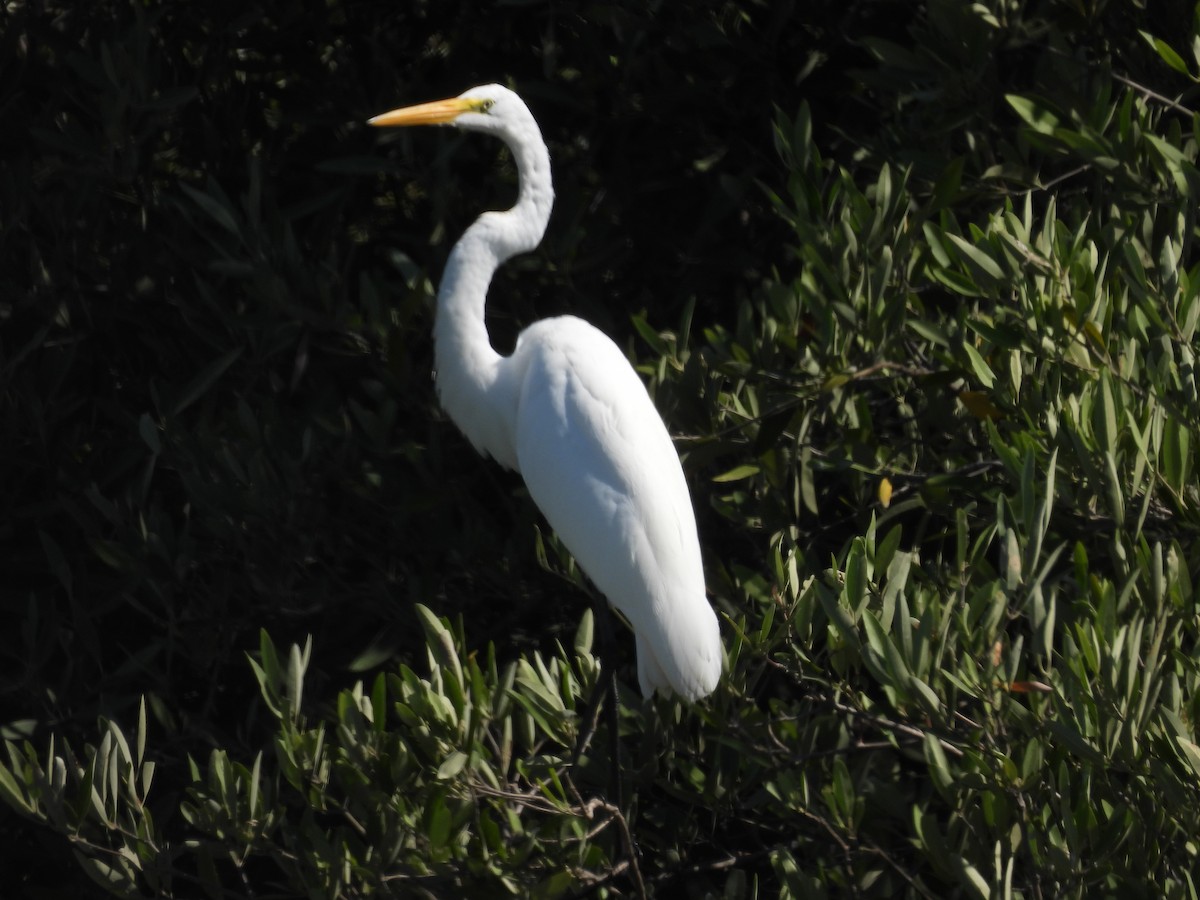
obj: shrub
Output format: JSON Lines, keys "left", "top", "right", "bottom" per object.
{"left": 3, "top": 1, "right": 1200, "bottom": 896}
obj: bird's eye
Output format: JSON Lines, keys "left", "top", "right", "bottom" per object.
{"left": 479, "top": 99, "right": 495, "bottom": 113}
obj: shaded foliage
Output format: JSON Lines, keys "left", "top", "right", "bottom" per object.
{"left": 3, "top": 0, "right": 1200, "bottom": 896}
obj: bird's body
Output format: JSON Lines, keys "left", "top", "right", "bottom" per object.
{"left": 370, "top": 84, "right": 721, "bottom": 701}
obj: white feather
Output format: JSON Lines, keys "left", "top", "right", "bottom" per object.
{"left": 372, "top": 84, "right": 722, "bottom": 699}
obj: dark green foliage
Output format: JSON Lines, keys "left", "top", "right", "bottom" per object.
{"left": 3, "top": 0, "right": 1200, "bottom": 896}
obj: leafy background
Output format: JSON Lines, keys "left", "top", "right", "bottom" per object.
{"left": 2, "top": 0, "right": 1200, "bottom": 896}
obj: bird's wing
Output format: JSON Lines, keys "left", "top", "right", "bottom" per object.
{"left": 511, "top": 316, "right": 721, "bottom": 700}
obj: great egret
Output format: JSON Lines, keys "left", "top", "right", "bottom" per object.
{"left": 369, "top": 84, "right": 722, "bottom": 701}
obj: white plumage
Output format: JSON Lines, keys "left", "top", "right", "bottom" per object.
{"left": 370, "top": 84, "right": 722, "bottom": 701}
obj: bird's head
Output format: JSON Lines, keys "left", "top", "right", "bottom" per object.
{"left": 368, "top": 82, "right": 553, "bottom": 252}
{"left": 368, "top": 83, "right": 534, "bottom": 141}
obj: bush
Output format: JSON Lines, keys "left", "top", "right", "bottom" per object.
{"left": 3, "top": 0, "right": 1200, "bottom": 896}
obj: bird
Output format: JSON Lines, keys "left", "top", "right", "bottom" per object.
{"left": 368, "top": 84, "right": 722, "bottom": 702}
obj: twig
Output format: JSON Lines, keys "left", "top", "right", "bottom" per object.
{"left": 1111, "top": 71, "right": 1196, "bottom": 117}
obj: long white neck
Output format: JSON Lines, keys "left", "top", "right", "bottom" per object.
{"left": 432, "top": 117, "right": 554, "bottom": 468}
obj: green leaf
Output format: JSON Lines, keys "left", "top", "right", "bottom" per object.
{"left": 1046, "top": 719, "right": 1103, "bottom": 764}
{"left": 75, "top": 851, "right": 135, "bottom": 893}
{"left": 1096, "top": 369, "right": 1119, "bottom": 450}
{"left": 573, "top": 608, "right": 594, "bottom": 656}
{"left": 1139, "top": 30, "right": 1192, "bottom": 76}
{"left": 424, "top": 794, "right": 452, "bottom": 849}
{"left": 947, "top": 232, "right": 1005, "bottom": 280}
{"left": 248, "top": 751, "right": 262, "bottom": 818}
{"left": 816, "top": 583, "right": 863, "bottom": 658}
{"left": 415, "top": 604, "right": 464, "bottom": 696}
{"left": 962, "top": 342, "right": 996, "bottom": 388}
{"left": 630, "top": 314, "right": 669, "bottom": 358}
{"left": 930, "top": 264, "right": 980, "bottom": 296}
{"left": 713, "top": 464, "right": 760, "bottom": 483}
{"left": 932, "top": 156, "right": 964, "bottom": 211}
{"left": 923, "top": 733, "right": 954, "bottom": 799}
{"left": 907, "top": 318, "right": 951, "bottom": 347}
{"left": 437, "top": 750, "right": 469, "bottom": 780}
{"left": 0, "top": 756, "right": 34, "bottom": 815}
{"left": 136, "top": 697, "right": 147, "bottom": 769}
{"left": 1006, "top": 94, "right": 1060, "bottom": 134}
{"left": 286, "top": 639, "right": 310, "bottom": 720}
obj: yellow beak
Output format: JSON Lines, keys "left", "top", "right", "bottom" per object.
{"left": 367, "top": 97, "right": 483, "bottom": 128}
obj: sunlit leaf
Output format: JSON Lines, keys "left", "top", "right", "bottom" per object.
{"left": 1139, "top": 30, "right": 1193, "bottom": 77}
{"left": 713, "top": 464, "right": 760, "bottom": 482}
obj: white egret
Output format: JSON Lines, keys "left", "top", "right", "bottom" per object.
{"left": 369, "top": 84, "right": 722, "bottom": 701}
